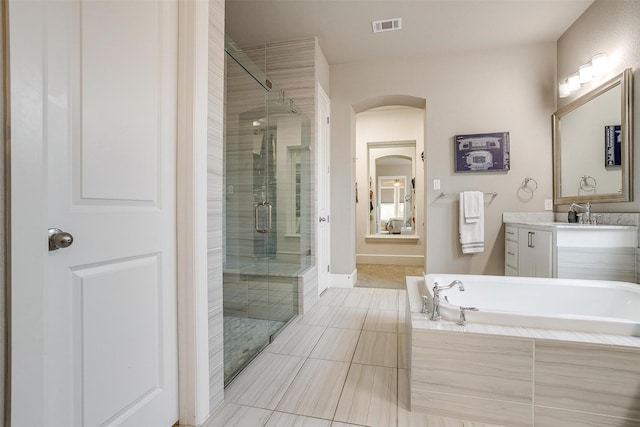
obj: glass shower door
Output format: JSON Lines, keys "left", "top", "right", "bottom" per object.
{"left": 223, "top": 37, "right": 312, "bottom": 386}
{"left": 223, "top": 49, "right": 273, "bottom": 384}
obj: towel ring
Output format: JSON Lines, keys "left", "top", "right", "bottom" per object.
{"left": 579, "top": 175, "right": 597, "bottom": 192}
{"left": 521, "top": 177, "right": 538, "bottom": 193}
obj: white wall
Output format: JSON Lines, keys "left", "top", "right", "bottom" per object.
{"left": 355, "top": 107, "right": 424, "bottom": 265}
{"left": 330, "top": 42, "right": 557, "bottom": 276}
{"left": 557, "top": 0, "right": 640, "bottom": 212}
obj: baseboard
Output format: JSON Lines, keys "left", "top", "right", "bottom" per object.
{"left": 329, "top": 268, "right": 357, "bottom": 288}
{"left": 356, "top": 254, "right": 424, "bottom": 266}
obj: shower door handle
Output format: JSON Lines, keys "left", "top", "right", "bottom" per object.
{"left": 255, "top": 201, "right": 272, "bottom": 234}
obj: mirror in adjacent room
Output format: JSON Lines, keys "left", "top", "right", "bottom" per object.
{"left": 553, "top": 68, "right": 633, "bottom": 204}
{"left": 368, "top": 141, "right": 416, "bottom": 235}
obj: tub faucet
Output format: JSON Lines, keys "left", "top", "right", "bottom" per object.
{"left": 430, "top": 280, "right": 465, "bottom": 321}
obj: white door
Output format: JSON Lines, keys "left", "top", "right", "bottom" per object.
{"left": 317, "top": 85, "right": 331, "bottom": 294}
{"left": 10, "top": 1, "right": 178, "bottom": 426}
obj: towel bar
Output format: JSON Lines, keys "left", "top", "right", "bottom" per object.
{"left": 439, "top": 191, "right": 498, "bottom": 198}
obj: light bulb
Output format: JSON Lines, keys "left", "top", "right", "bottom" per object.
{"left": 559, "top": 80, "right": 570, "bottom": 98}
{"left": 568, "top": 73, "right": 581, "bottom": 91}
{"left": 591, "top": 53, "right": 607, "bottom": 74}
{"left": 579, "top": 63, "right": 593, "bottom": 83}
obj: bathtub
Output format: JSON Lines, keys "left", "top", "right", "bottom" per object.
{"left": 407, "top": 275, "right": 640, "bottom": 425}
{"left": 424, "top": 273, "right": 640, "bottom": 336}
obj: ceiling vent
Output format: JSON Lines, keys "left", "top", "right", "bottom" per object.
{"left": 372, "top": 18, "right": 402, "bottom": 33}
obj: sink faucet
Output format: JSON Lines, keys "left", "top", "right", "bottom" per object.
{"left": 570, "top": 202, "right": 593, "bottom": 224}
{"left": 430, "top": 280, "right": 464, "bottom": 321}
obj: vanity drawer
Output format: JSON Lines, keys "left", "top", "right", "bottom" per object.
{"left": 505, "top": 226, "right": 518, "bottom": 242}
{"left": 505, "top": 240, "right": 518, "bottom": 269}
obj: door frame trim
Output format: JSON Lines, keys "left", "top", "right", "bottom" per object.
{"left": 1, "top": 0, "right": 10, "bottom": 424}
{"left": 176, "top": 0, "right": 211, "bottom": 425}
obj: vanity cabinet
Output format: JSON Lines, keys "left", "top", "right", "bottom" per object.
{"left": 504, "top": 222, "right": 637, "bottom": 282}
{"left": 517, "top": 228, "right": 552, "bottom": 278}
{"left": 504, "top": 225, "right": 551, "bottom": 277}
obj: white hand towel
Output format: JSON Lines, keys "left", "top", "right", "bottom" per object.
{"left": 459, "top": 192, "right": 484, "bottom": 254}
{"left": 463, "top": 191, "right": 483, "bottom": 223}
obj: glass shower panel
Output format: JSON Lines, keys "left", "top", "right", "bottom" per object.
{"left": 223, "top": 36, "right": 312, "bottom": 386}
{"left": 223, "top": 50, "right": 272, "bottom": 385}
{"left": 265, "top": 91, "right": 312, "bottom": 333}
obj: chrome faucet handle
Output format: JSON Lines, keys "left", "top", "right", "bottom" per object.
{"left": 421, "top": 295, "right": 429, "bottom": 314}
{"left": 457, "top": 306, "right": 479, "bottom": 326}
{"left": 592, "top": 213, "right": 602, "bottom": 225}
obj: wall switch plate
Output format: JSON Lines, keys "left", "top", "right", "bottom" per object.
{"left": 433, "top": 179, "right": 441, "bottom": 190}
{"left": 544, "top": 199, "right": 553, "bottom": 211}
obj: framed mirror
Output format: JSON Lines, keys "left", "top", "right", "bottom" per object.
{"left": 553, "top": 68, "right": 633, "bottom": 204}
{"left": 367, "top": 141, "right": 416, "bottom": 236}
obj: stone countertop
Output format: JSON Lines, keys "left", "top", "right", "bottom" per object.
{"left": 503, "top": 221, "right": 637, "bottom": 230}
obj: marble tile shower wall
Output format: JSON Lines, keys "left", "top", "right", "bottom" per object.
{"left": 208, "top": 0, "right": 225, "bottom": 413}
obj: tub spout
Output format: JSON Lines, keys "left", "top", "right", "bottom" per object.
{"left": 430, "top": 280, "right": 465, "bottom": 321}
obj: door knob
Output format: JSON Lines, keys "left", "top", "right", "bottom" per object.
{"left": 319, "top": 216, "right": 326, "bottom": 222}
{"left": 48, "top": 228, "right": 74, "bottom": 251}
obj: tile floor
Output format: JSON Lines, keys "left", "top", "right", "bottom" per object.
{"left": 354, "top": 264, "right": 423, "bottom": 290}
{"left": 205, "top": 283, "right": 505, "bottom": 427}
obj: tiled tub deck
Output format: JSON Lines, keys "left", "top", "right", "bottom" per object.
{"left": 406, "top": 276, "right": 640, "bottom": 427}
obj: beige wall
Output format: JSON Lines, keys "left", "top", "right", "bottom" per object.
{"left": 330, "top": 42, "right": 557, "bottom": 275}
{"left": 355, "top": 107, "right": 425, "bottom": 265}
{"left": 557, "top": 0, "right": 640, "bottom": 212}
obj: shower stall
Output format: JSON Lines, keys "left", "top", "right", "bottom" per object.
{"left": 223, "top": 37, "right": 313, "bottom": 385}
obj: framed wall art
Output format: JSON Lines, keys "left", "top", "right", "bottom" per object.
{"left": 605, "top": 124, "right": 621, "bottom": 168}
{"left": 454, "top": 131, "right": 510, "bottom": 173}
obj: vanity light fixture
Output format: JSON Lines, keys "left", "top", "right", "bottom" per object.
{"left": 558, "top": 80, "right": 571, "bottom": 98}
{"left": 558, "top": 53, "right": 608, "bottom": 98}
{"left": 579, "top": 62, "right": 593, "bottom": 83}
{"left": 591, "top": 53, "right": 608, "bottom": 74}
{"left": 568, "top": 73, "right": 581, "bottom": 91}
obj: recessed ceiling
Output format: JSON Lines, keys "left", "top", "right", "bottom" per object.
{"left": 225, "top": 0, "right": 594, "bottom": 65}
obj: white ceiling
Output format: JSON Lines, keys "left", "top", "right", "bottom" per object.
{"left": 225, "top": 0, "right": 594, "bottom": 65}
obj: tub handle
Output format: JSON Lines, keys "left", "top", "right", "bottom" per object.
{"left": 421, "top": 296, "right": 429, "bottom": 314}
{"left": 457, "top": 306, "right": 479, "bottom": 326}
